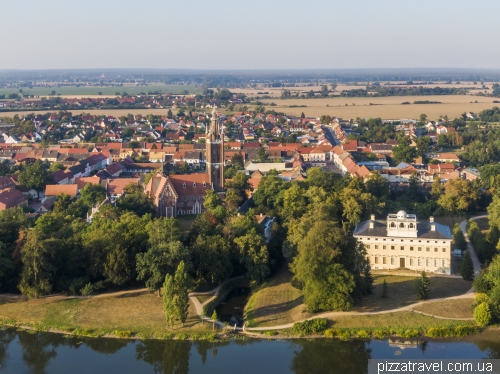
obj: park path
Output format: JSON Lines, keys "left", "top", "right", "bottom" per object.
{"left": 459, "top": 214, "right": 486, "bottom": 277}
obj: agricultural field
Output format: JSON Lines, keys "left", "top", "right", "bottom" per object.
{"left": 0, "top": 83, "right": 202, "bottom": 98}
{"left": 254, "top": 96, "right": 500, "bottom": 120}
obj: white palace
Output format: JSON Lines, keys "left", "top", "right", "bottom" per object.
{"left": 353, "top": 211, "right": 453, "bottom": 274}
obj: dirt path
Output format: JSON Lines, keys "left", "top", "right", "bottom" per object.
{"left": 459, "top": 215, "right": 486, "bottom": 278}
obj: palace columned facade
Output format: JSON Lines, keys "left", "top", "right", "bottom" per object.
{"left": 353, "top": 211, "right": 453, "bottom": 274}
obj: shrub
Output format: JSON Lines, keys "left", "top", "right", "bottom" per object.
{"left": 372, "top": 330, "right": 389, "bottom": 340}
{"left": 474, "top": 302, "right": 492, "bottom": 327}
{"left": 338, "top": 330, "right": 351, "bottom": 341}
{"left": 114, "top": 330, "right": 132, "bottom": 338}
{"left": 454, "top": 326, "right": 479, "bottom": 337}
{"left": 473, "top": 271, "right": 491, "bottom": 293}
{"left": 324, "top": 329, "right": 338, "bottom": 338}
{"left": 356, "top": 330, "right": 371, "bottom": 339}
{"left": 292, "top": 318, "right": 328, "bottom": 335}
{"left": 400, "top": 329, "right": 420, "bottom": 338}
{"left": 472, "top": 293, "right": 490, "bottom": 309}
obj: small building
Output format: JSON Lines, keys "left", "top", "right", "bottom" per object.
{"left": 353, "top": 211, "right": 452, "bottom": 274}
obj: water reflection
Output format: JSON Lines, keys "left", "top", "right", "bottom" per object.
{"left": 136, "top": 340, "right": 191, "bottom": 374}
{"left": 291, "top": 339, "right": 371, "bottom": 374}
{"left": 18, "top": 332, "right": 58, "bottom": 374}
{"left": 0, "top": 328, "right": 498, "bottom": 374}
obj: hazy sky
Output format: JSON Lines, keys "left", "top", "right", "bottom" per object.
{"left": 3, "top": 0, "right": 500, "bottom": 70}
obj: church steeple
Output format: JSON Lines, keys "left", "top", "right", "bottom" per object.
{"left": 206, "top": 109, "right": 224, "bottom": 192}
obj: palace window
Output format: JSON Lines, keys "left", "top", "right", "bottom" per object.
{"left": 418, "top": 247, "right": 422, "bottom": 251}
{"left": 391, "top": 246, "right": 395, "bottom": 250}
{"left": 410, "top": 258, "right": 414, "bottom": 266}
{"left": 375, "top": 245, "right": 378, "bottom": 249}
{"left": 391, "top": 258, "right": 395, "bottom": 265}
{"left": 418, "top": 258, "right": 422, "bottom": 266}
{"left": 390, "top": 222, "right": 396, "bottom": 228}
{"left": 426, "top": 247, "right": 430, "bottom": 252}
{"left": 434, "top": 248, "right": 438, "bottom": 252}
{"left": 383, "top": 245, "right": 386, "bottom": 250}
{"left": 410, "top": 247, "right": 414, "bottom": 251}
{"left": 426, "top": 259, "right": 430, "bottom": 267}
{"left": 442, "top": 259, "right": 446, "bottom": 267}
{"left": 400, "top": 246, "right": 404, "bottom": 251}
{"left": 399, "top": 223, "right": 405, "bottom": 228}
{"left": 383, "top": 257, "right": 386, "bottom": 264}
{"left": 442, "top": 248, "right": 446, "bottom": 252}
{"left": 374, "top": 257, "right": 378, "bottom": 264}
{"left": 434, "top": 259, "right": 439, "bottom": 267}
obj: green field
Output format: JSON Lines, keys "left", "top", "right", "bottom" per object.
{"left": 0, "top": 84, "right": 202, "bottom": 97}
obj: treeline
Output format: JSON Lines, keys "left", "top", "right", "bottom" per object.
{"left": 340, "top": 86, "right": 468, "bottom": 97}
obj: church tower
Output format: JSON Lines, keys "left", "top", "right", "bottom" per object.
{"left": 206, "top": 109, "right": 224, "bottom": 192}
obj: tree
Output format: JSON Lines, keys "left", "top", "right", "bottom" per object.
{"left": 48, "top": 163, "right": 65, "bottom": 172}
{"left": 211, "top": 310, "right": 218, "bottom": 331}
{"left": 419, "top": 113, "right": 427, "bottom": 123}
{"left": 191, "top": 235, "right": 232, "bottom": 288}
{"left": 430, "top": 176, "right": 443, "bottom": 201}
{"left": 257, "top": 147, "right": 268, "bottom": 163}
{"left": 460, "top": 251, "right": 474, "bottom": 281}
{"left": 438, "top": 179, "right": 479, "bottom": 216}
{"left": 179, "top": 161, "right": 189, "bottom": 173}
{"left": 136, "top": 240, "right": 189, "bottom": 296}
{"left": 0, "top": 160, "right": 10, "bottom": 176}
{"left": 381, "top": 279, "right": 388, "bottom": 298}
{"left": 117, "top": 183, "right": 155, "bottom": 217}
{"left": 416, "top": 136, "right": 431, "bottom": 157}
{"left": 79, "top": 183, "right": 107, "bottom": 209}
{"left": 230, "top": 152, "right": 244, "bottom": 169}
{"left": 290, "top": 221, "right": 357, "bottom": 312}
{"left": 415, "top": 271, "right": 430, "bottom": 300}
{"left": 162, "top": 274, "right": 175, "bottom": 328}
{"left": 174, "top": 261, "right": 189, "bottom": 326}
{"left": 18, "top": 161, "right": 51, "bottom": 197}
{"left": 234, "top": 230, "right": 270, "bottom": 283}
{"left": 18, "top": 230, "right": 55, "bottom": 298}
{"left": 452, "top": 224, "right": 467, "bottom": 251}
{"left": 392, "top": 143, "right": 417, "bottom": 164}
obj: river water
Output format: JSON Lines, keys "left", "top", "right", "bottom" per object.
{"left": 0, "top": 328, "right": 499, "bottom": 374}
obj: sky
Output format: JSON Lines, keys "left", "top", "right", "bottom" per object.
{"left": 2, "top": 0, "right": 500, "bottom": 70}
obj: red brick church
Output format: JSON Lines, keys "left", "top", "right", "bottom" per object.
{"left": 145, "top": 111, "right": 224, "bottom": 217}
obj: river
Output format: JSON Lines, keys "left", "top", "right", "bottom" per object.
{"left": 0, "top": 328, "right": 499, "bottom": 374}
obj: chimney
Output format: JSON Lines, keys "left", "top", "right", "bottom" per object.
{"left": 260, "top": 213, "right": 263, "bottom": 217}
{"left": 429, "top": 216, "right": 434, "bottom": 223}
{"left": 431, "top": 223, "right": 436, "bottom": 231}
{"left": 369, "top": 214, "right": 375, "bottom": 229}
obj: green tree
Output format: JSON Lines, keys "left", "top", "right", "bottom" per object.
{"left": 211, "top": 310, "right": 218, "bottom": 330}
{"left": 191, "top": 235, "right": 232, "bottom": 288}
{"left": 80, "top": 183, "right": 107, "bottom": 209}
{"left": 234, "top": 230, "right": 270, "bottom": 283}
{"left": 460, "top": 250, "right": 474, "bottom": 281}
{"left": 415, "top": 271, "right": 430, "bottom": 300}
{"left": 117, "top": 183, "right": 155, "bottom": 217}
{"left": 18, "top": 230, "right": 55, "bottom": 298}
{"left": 257, "top": 147, "right": 268, "bottom": 163}
{"left": 136, "top": 240, "right": 189, "bottom": 296}
{"left": 381, "top": 279, "right": 388, "bottom": 298}
{"left": 80, "top": 283, "right": 95, "bottom": 298}
{"left": 290, "top": 221, "right": 356, "bottom": 312}
{"left": 430, "top": 176, "right": 443, "bottom": 200}
{"left": 18, "top": 161, "right": 51, "bottom": 197}
{"left": 392, "top": 143, "right": 417, "bottom": 164}
{"left": 162, "top": 274, "right": 175, "bottom": 328}
{"left": 230, "top": 152, "right": 244, "bottom": 169}
{"left": 0, "top": 160, "right": 10, "bottom": 176}
{"left": 47, "top": 163, "right": 65, "bottom": 172}
{"left": 438, "top": 179, "right": 479, "bottom": 216}
{"left": 174, "top": 261, "right": 189, "bottom": 326}
{"left": 453, "top": 224, "right": 468, "bottom": 251}
{"left": 419, "top": 113, "right": 427, "bottom": 123}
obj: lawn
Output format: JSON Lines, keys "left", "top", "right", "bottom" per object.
{"left": 413, "top": 298, "right": 474, "bottom": 319}
{"left": 434, "top": 215, "right": 467, "bottom": 228}
{"left": 246, "top": 266, "right": 472, "bottom": 327}
{"left": 0, "top": 290, "right": 210, "bottom": 338}
{"left": 352, "top": 274, "right": 472, "bottom": 313}
{"left": 246, "top": 264, "right": 312, "bottom": 327}
{"left": 331, "top": 312, "right": 475, "bottom": 330}
{"left": 195, "top": 294, "right": 215, "bottom": 304}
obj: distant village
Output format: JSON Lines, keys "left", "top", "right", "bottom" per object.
{"left": 0, "top": 104, "right": 480, "bottom": 217}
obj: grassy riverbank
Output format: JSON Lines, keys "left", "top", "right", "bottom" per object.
{"left": 0, "top": 290, "right": 215, "bottom": 340}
